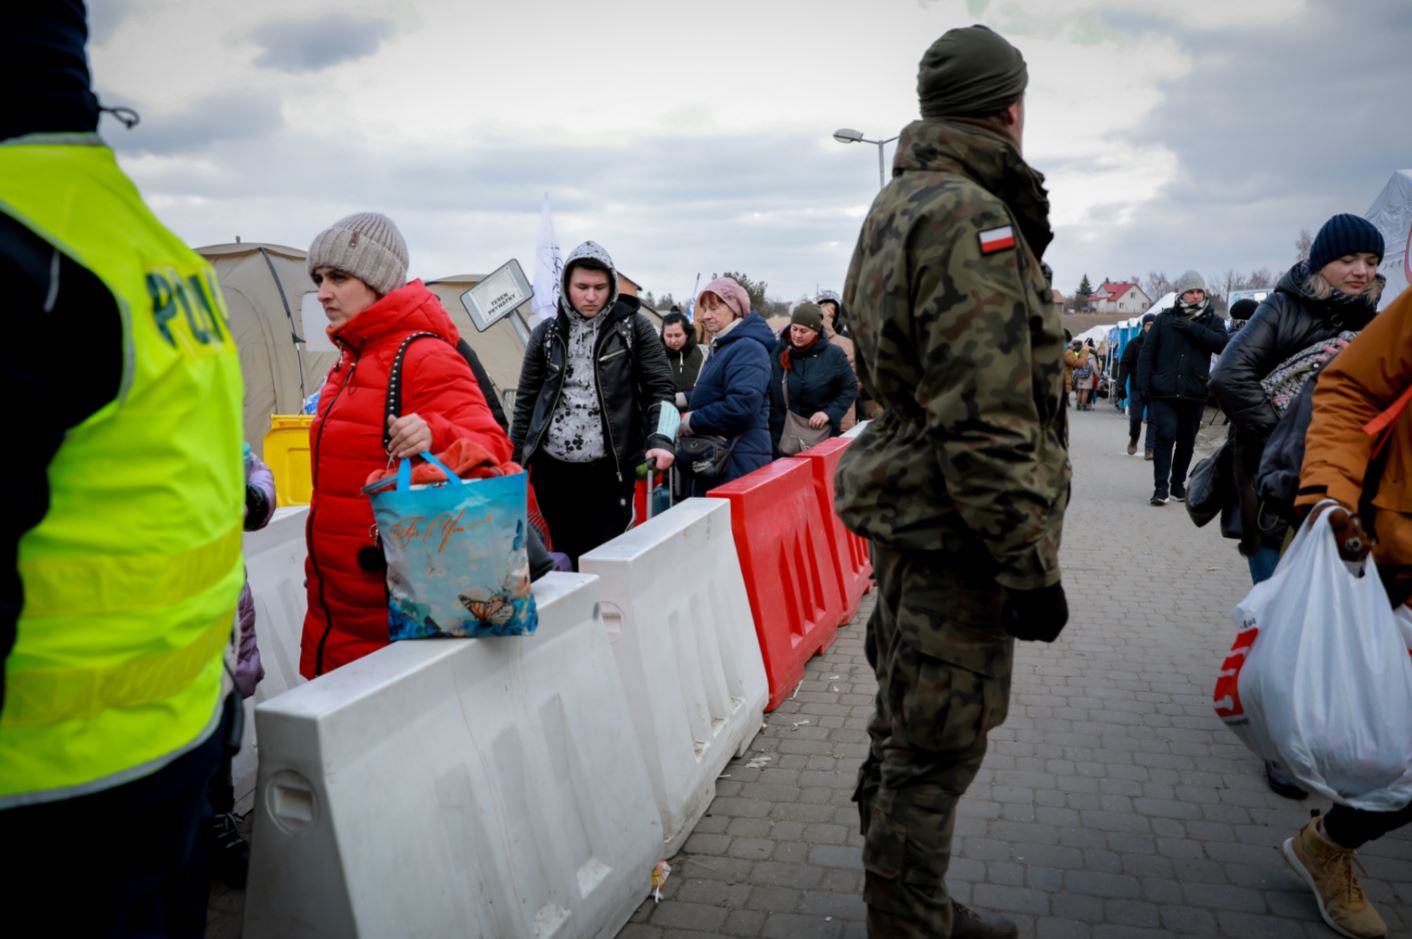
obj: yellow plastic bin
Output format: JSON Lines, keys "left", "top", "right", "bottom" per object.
{"left": 264, "top": 415, "right": 314, "bottom": 507}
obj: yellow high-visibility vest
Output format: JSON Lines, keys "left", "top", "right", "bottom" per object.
{"left": 0, "top": 135, "right": 245, "bottom": 806}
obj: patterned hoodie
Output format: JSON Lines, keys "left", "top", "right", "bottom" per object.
{"left": 543, "top": 241, "right": 618, "bottom": 462}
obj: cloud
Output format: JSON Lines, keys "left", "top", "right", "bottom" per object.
{"left": 248, "top": 13, "right": 395, "bottom": 73}
{"left": 118, "top": 90, "right": 284, "bottom": 155}
{"left": 1060, "top": 0, "right": 1412, "bottom": 289}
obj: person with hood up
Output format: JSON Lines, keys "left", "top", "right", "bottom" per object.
{"left": 678, "top": 276, "right": 774, "bottom": 494}
{"left": 660, "top": 310, "right": 707, "bottom": 399}
{"left": 1137, "top": 270, "right": 1230, "bottom": 505}
{"left": 1118, "top": 312, "right": 1157, "bottom": 456}
{"left": 510, "top": 241, "right": 678, "bottom": 564}
{"left": 769, "top": 302, "right": 858, "bottom": 455}
{"left": 816, "top": 288, "right": 852, "bottom": 338}
{"left": 300, "top": 213, "right": 513, "bottom": 678}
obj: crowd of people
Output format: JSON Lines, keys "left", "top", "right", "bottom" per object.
{"left": 6, "top": 8, "right": 1411, "bottom": 939}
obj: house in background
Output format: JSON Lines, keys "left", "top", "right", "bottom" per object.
{"left": 1090, "top": 280, "right": 1151, "bottom": 315}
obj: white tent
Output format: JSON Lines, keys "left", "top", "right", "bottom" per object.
{"left": 1366, "top": 170, "right": 1412, "bottom": 307}
{"left": 1072, "top": 324, "right": 1112, "bottom": 346}
{"left": 1141, "top": 291, "right": 1176, "bottom": 318}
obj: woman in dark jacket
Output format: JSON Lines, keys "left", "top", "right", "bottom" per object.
{"left": 1210, "top": 213, "right": 1385, "bottom": 581}
{"left": 680, "top": 276, "right": 773, "bottom": 495}
{"left": 1209, "top": 214, "right": 1384, "bottom": 804}
{"left": 769, "top": 302, "right": 858, "bottom": 455}
{"left": 660, "top": 310, "right": 707, "bottom": 399}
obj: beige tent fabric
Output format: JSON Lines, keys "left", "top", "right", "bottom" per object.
{"left": 198, "top": 243, "right": 338, "bottom": 457}
{"left": 422, "top": 275, "right": 533, "bottom": 416}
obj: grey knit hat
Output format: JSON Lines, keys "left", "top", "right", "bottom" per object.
{"left": 1174, "top": 270, "right": 1206, "bottom": 295}
{"left": 307, "top": 212, "right": 409, "bottom": 296}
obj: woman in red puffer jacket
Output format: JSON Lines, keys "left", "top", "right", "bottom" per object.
{"left": 299, "top": 213, "right": 511, "bottom": 677}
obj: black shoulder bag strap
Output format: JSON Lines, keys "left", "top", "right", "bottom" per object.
{"left": 383, "top": 331, "right": 443, "bottom": 451}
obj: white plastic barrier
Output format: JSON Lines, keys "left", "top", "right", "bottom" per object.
{"left": 243, "top": 572, "right": 662, "bottom": 939}
{"left": 842, "top": 419, "right": 870, "bottom": 439}
{"left": 580, "top": 498, "right": 767, "bottom": 854}
{"left": 232, "top": 506, "right": 310, "bottom": 810}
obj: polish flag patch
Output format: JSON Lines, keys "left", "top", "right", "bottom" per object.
{"left": 979, "top": 226, "right": 1015, "bottom": 254}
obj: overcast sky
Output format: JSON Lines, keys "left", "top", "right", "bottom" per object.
{"left": 89, "top": 0, "right": 1411, "bottom": 306}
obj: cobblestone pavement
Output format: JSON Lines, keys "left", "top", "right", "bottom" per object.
{"left": 620, "top": 404, "right": 1412, "bottom": 938}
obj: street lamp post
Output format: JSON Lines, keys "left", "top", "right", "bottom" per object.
{"left": 832, "top": 128, "right": 899, "bottom": 190}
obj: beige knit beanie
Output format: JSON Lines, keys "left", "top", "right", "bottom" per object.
{"left": 307, "top": 212, "right": 409, "bottom": 296}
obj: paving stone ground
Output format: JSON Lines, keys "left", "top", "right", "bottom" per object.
{"left": 209, "top": 404, "right": 1412, "bottom": 938}
{"left": 620, "top": 405, "right": 1412, "bottom": 939}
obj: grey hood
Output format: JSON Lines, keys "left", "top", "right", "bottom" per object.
{"left": 560, "top": 240, "right": 620, "bottom": 317}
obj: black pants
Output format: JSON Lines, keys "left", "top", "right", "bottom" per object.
{"left": 530, "top": 451, "right": 635, "bottom": 567}
{"left": 1128, "top": 392, "right": 1150, "bottom": 448}
{"left": 0, "top": 705, "right": 229, "bottom": 938}
{"left": 1325, "top": 801, "right": 1412, "bottom": 850}
{"left": 1150, "top": 398, "right": 1205, "bottom": 491}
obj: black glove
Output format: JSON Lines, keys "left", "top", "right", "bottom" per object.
{"left": 1001, "top": 582, "right": 1068, "bottom": 642}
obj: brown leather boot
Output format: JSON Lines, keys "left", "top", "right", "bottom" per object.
{"left": 952, "top": 900, "right": 1018, "bottom": 939}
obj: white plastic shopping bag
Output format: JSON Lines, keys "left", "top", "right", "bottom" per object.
{"left": 1213, "top": 505, "right": 1412, "bottom": 811}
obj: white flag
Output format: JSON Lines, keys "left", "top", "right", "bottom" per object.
{"left": 532, "top": 193, "right": 562, "bottom": 323}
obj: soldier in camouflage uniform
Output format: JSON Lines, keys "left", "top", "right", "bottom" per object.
{"left": 835, "top": 25, "right": 1072, "bottom": 939}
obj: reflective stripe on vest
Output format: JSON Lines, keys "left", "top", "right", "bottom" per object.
{"left": 0, "top": 136, "right": 245, "bottom": 804}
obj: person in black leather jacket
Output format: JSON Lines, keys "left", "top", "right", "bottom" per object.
{"left": 1210, "top": 215, "right": 1384, "bottom": 806}
{"left": 1138, "top": 270, "right": 1230, "bottom": 504}
{"left": 1210, "top": 215, "right": 1385, "bottom": 579}
{"left": 509, "top": 240, "right": 677, "bottom": 564}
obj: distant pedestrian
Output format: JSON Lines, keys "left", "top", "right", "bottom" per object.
{"left": 815, "top": 288, "right": 852, "bottom": 338}
{"left": 677, "top": 276, "right": 774, "bottom": 495}
{"left": 768, "top": 301, "right": 858, "bottom": 455}
{"left": 510, "top": 241, "right": 678, "bottom": 565}
{"left": 1119, "top": 313, "right": 1156, "bottom": 456}
{"left": 1138, "top": 270, "right": 1230, "bottom": 505}
{"left": 660, "top": 310, "right": 706, "bottom": 401}
{"left": 1065, "top": 340, "right": 1093, "bottom": 409}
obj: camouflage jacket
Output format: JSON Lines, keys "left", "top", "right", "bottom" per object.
{"left": 835, "top": 118, "right": 1070, "bottom": 592}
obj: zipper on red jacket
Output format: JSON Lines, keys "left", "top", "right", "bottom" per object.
{"left": 309, "top": 353, "right": 358, "bottom": 676}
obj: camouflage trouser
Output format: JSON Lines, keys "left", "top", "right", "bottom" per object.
{"left": 855, "top": 546, "right": 1014, "bottom": 938}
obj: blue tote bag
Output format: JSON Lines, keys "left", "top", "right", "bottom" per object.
{"left": 366, "top": 451, "right": 538, "bottom": 639}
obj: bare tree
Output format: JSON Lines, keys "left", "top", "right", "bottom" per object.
{"left": 1246, "top": 267, "right": 1275, "bottom": 289}
{"left": 1295, "top": 229, "right": 1313, "bottom": 263}
{"left": 1144, "top": 271, "right": 1173, "bottom": 299}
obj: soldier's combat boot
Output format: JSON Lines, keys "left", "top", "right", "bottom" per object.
{"left": 1127, "top": 438, "right": 1138, "bottom": 455}
{"left": 951, "top": 901, "right": 1019, "bottom": 939}
{"left": 1283, "top": 813, "right": 1387, "bottom": 938}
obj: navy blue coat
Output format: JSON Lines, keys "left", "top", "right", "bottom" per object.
{"left": 686, "top": 312, "right": 775, "bottom": 487}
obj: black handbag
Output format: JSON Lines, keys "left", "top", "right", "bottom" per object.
{"left": 675, "top": 434, "right": 738, "bottom": 480}
{"left": 1186, "top": 438, "right": 1233, "bottom": 528}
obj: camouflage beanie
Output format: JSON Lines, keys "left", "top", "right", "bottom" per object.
{"left": 917, "top": 25, "right": 1027, "bottom": 119}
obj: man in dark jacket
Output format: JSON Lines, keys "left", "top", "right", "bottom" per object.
{"left": 1138, "top": 270, "right": 1230, "bottom": 504}
{"left": 510, "top": 241, "right": 677, "bottom": 564}
{"left": 1118, "top": 312, "right": 1155, "bottom": 457}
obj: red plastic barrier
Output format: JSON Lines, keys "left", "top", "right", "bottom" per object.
{"left": 708, "top": 459, "right": 847, "bottom": 710}
{"left": 796, "top": 438, "right": 874, "bottom": 620}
